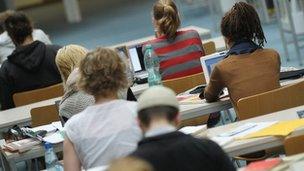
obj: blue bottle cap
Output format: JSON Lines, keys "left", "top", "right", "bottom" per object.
{"left": 44, "top": 142, "right": 53, "bottom": 150}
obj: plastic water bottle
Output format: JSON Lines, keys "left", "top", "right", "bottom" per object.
{"left": 44, "top": 142, "right": 64, "bottom": 171}
{"left": 144, "top": 44, "right": 162, "bottom": 86}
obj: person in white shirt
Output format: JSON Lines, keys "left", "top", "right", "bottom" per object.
{"left": 63, "top": 47, "right": 142, "bottom": 171}
{"left": 0, "top": 10, "right": 51, "bottom": 63}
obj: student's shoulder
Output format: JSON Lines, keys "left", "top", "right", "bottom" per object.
{"left": 259, "top": 48, "right": 280, "bottom": 56}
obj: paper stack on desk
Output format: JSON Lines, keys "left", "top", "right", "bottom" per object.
{"left": 210, "top": 121, "right": 278, "bottom": 146}
{"left": 240, "top": 119, "right": 304, "bottom": 139}
{"left": 179, "top": 125, "right": 207, "bottom": 135}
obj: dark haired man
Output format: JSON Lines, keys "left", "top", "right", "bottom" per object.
{"left": 131, "top": 86, "right": 235, "bottom": 171}
{"left": 0, "top": 10, "right": 52, "bottom": 63}
{"left": 0, "top": 12, "right": 61, "bottom": 110}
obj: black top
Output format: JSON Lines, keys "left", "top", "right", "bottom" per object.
{"left": 131, "top": 131, "right": 235, "bottom": 171}
{"left": 0, "top": 41, "right": 62, "bottom": 110}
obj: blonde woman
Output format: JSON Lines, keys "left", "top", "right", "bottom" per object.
{"left": 146, "top": 0, "right": 205, "bottom": 80}
{"left": 56, "top": 45, "right": 137, "bottom": 120}
{"left": 64, "top": 48, "right": 141, "bottom": 170}
{"left": 55, "top": 45, "right": 95, "bottom": 120}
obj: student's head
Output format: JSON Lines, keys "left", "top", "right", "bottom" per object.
{"left": 152, "top": 0, "right": 181, "bottom": 40}
{"left": 109, "top": 157, "right": 154, "bottom": 171}
{"left": 221, "top": 2, "right": 266, "bottom": 48}
{"left": 0, "top": 10, "right": 14, "bottom": 33}
{"left": 4, "top": 11, "right": 33, "bottom": 46}
{"left": 78, "top": 47, "right": 127, "bottom": 99}
{"left": 56, "top": 45, "right": 88, "bottom": 84}
{"left": 137, "top": 86, "right": 179, "bottom": 132}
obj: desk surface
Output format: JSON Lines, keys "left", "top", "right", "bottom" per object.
{"left": 0, "top": 97, "right": 61, "bottom": 131}
{"left": 204, "top": 105, "right": 304, "bottom": 157}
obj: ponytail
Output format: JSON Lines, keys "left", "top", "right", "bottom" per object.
{"left": 153, "top": 0, "right": 181, "bottom": 40}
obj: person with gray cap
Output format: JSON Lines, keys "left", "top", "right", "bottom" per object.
{"left": 130, "top": 86, "right": 235, "bottom": 171}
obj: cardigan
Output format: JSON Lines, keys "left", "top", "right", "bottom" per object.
{"left": 204, "top": 48, "right": 281, "bottom": 108}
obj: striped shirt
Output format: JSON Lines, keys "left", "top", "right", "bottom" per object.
{"left": 146, "top": 30, "right": 205, "bottom": 80}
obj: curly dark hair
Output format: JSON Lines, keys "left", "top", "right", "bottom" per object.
{"left": 4, "top": 11, "right": 33, "bottom": 46}
{"left": 78, "top": 47, "right": 127, "bottom": 97}
{"left": 221, "top": 2, "right": 266, "bottom": 47}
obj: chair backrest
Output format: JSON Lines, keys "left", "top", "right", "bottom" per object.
{"left": 202, "top": 41, "right": 216, "bottom": 55}
{"left": 30, "top": 104, "right": 60, "bottom": 127}
{"left": 13, "top": 83, "right": 64, "bottom": 107}
{"left": 284, "top": 135, "right": 304, "bottom": 156}
{"left": 237, "top": 81, "right": 304, "bottom": 120}
{"left": 163, "top": 73, "right": 206, "bottom": 94}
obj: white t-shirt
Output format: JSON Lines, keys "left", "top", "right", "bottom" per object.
{"left": 64, "top": 100, "right": 142, "bottom": 170}
{"left": 0, "top": 29, "right": 52, "bottom": 63}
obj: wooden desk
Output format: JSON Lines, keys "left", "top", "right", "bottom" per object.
{"left": 204, "top": 105, "right": 304, "bottom": 157}
{"left": 1, "top": 142, "right": 62, "bottom": 171}
{"left": 111, "top": 25, "right": 212, "bottom": 48}
{"left": 0, "top": 97, "right": 61, "bottom": 132}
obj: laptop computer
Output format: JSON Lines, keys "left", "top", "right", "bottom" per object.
{"left": 200, "top": 51, "right": 227, "bottom": 83}
{"left": 200, "top": 51, "right": 229, "bottom": 96}
{"left": 127, "top": 44, "right": 148, "bottom": 79}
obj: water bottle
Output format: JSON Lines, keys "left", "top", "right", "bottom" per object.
{"left": 44, "top": 142, "right": 64, "bottom": 171}
{"left": 144, "top": 44, "right": 162, "bottom": 86}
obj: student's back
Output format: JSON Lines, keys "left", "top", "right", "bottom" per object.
{"left": 149, "top": 29, "right": 204, "bottom": 80}
{"left": 205, "top": 48, "right": 280, "bottom": 107}
{"left": 0, "top": 12, "right": 61, "bottom": 109}
{"left": 0, "top": 41, "right": 61, "bottom": 109}
{"left": 65, "top": 100, "right": 141, "bottom": 169}
{"left": 147, "top": 0, "right": 204, "bottom": 80}
{"left": 132, "top": 131, "right": 235, "bottom": 171}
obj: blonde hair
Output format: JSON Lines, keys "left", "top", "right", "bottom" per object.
{"left": 108, "top": 157, "right": 154, "bottom": 171}
{"left": 55, "top": 45, "right": 88, "bottom": 84}
{"left": 153, "top": 0, "right": 181, "bottom": 40}
{"left": 77, "top": 47, "right": 127, "bottom": 97}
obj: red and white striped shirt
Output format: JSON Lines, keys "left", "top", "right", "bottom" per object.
{"left": 146, "top": 30, "right": 205, "bottom": 80}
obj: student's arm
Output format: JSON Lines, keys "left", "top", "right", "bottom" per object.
{"left": 64, "top": 138, "right": 81, "bottom": 171}
{"left": 204, "top": 65, "right": 225, "bottom": 102}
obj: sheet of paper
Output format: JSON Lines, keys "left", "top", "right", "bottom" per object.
{"left": 52, "top": 121, "right": 63, "bottom": 131}
{"left": 210, "top": 136, "right": 233, "bottom": 147}
{"left": 218, "top": 121, "right": 278, "bottom": 138}
{"left": 179, "top": 125, "right": 207, "bottom": 135}
{"left": 241, "top": 119, "right": 304, "bottom": 139}
{"left": 43, "top": 132, "right": 64, "bottom": 144}
{"left": 30, "top": 124, "right": 57, "bottom": 133}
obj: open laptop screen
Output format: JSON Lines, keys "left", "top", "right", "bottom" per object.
{"left": 128, "top": 44, "right": 145, "bottom": 73}
{"left": 201, "top": 51, "right": 227, "bottom": 83}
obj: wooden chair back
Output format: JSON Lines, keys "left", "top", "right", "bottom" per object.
{"left": 237, "top": 81, "right": 304, "bottom": 120}
{"left": 162, "top": 73, "right": 206, "bottom": 94}
{"left": 13, "top": 83, "right": 64, "bottom": 107}
{"left": 284, "top": 135, "right": 304, "bottom": 156}
{"left": 202, "top": 41, "right": 216, "bottom": 55}
{"left": 30, "top": 104, "right": 60, "bottom": 127}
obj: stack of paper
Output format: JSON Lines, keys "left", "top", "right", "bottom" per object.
{"left": 210, "top": 121, "right": 278, "bottom": 147}
{"left": 177, "top": 94, "right": 204, "bottom": 105}
{"left": 240, "top": 119, "right": 304, "bottom": 139}
{"left": 179, "top": 125, "right": 207, "bottom": 135}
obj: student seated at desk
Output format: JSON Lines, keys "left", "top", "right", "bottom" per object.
{"left": 0, "top": 12, "right": 61, "bottom": 110}
{"left": 0, "top": 10, "right": 52, "bottom": 64}
{"left": 64, "top": 48, "right": 141, "bottom": 170}
{"left": 130, "top": 86, "right": 235, "bottom": 171}
{"left": 55, "top": 45, "right": 94, "bottom": 120}
{"left": 204, "top": 2, "right": 281, "bottom": 110}
{"left": 56, "top": 45, "right": 137, "bottom": 121}
{"left": 145, "top": 0, "right": 205, "bottom": 80}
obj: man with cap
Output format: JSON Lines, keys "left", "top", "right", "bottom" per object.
{"left": 131, "top": 86, "right": 235, "bottom": 171}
